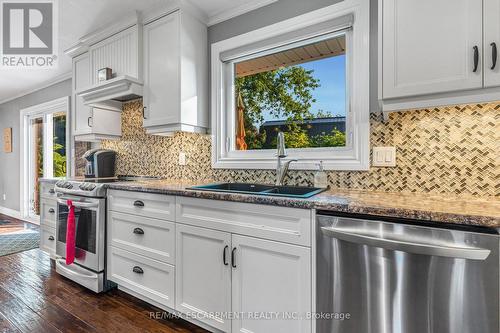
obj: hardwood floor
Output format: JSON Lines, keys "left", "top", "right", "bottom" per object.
{"left": 0, "top": 214, "right": 39, "bottom": 235}
{"left": 0, "top": 249, "right": 210, "bottom": 333}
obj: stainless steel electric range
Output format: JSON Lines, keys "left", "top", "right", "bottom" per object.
{"left": 53, "top": 176, "right": 158, "bottom": 292}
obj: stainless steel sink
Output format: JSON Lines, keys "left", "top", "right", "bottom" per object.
{"left": 188, "top": 182, "right": 327, "bottom": 198}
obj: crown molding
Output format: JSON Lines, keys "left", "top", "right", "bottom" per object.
{"left": 207, "top": 0, "right": 278, "bottom": 26}
{"left": 0, "top": 72, "right": 72, "bottom": 105}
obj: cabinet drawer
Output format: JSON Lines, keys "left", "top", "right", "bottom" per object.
{"left": 40, "top": 226, "right": 56, "bottom": 256}
{"left": 40, "top": 200, "right": 57, "bottom": 228}
{"left": 108, "top": 190, "right": 175, "bottom": 221}
{"left": 176, "top": 197, "right": 312, "bottom": 247}
{"left": 108, "top": 247, "right": 174, "bottom": 308}
{"left": 40, "top": 182, "right": 56, "bottom": 199}
{"left": 108, "top": 211, "right": 175, "bottom": 264}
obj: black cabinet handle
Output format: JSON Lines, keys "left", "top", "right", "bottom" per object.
{"left": 88, "top": 117, "right": 93, "bottom": 127}
{"left": 231, "top": 247, "right": 237, "bottom": 268}
{"left": 132, "top": 266, "right": 144, "bottom": 274}
{"left": 133, "top": 228, "right": 144, "bottom": 235}
{"left": 133, "top": 200, "right": 144, "bottom": 207}
{"left": 48, "top": 208, "right": 55, "bottom": 213}
{"left": 223, "top": 245, "right": 229, "bottom": 266}
{"left": 491, "top": 42, "right": 497, "bottom": 70}
{"left": 48, "top": 236, "right": 55, "bottom": 241}
{"left": 48, "top": 189, "right": 55, "bottom": 194}
{"left": 142, "top": 107, "right": 147, "bottom": 119}
{"left": 473, "top": 45, "right": 479, "bottom": 72}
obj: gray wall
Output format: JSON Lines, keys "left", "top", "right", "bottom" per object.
{"left": 208, "top": 0, "right": 343, "bottom": 44}
{"left": 0, "top": 79, "right": 71, "bottom": 211}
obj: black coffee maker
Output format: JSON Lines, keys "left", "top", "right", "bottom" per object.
{"left": 82, "top": 149, "right": 116, "bottom": 178}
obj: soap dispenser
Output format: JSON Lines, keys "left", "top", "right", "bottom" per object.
{"left": 314, "top": 161, "right": 328, "bottom": 188}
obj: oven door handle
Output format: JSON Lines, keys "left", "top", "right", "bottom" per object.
{"left": 55, "top": 259, "right": 99, "bottom": 279}
{"left": 320, "top": 226, "right": 491, "bottom": 260}
{"left": 57, "top": 198, "right": 99, "bottom": 209}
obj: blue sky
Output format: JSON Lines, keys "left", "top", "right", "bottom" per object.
{"left": 260, "top": 54, "right": 346, "bottom": 123}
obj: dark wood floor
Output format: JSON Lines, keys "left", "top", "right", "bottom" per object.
{"left": 0, "top": 214, "right": 39, "bottom": 235}
{"left": 0, "top": 248, "right": 210, "bottom": 333}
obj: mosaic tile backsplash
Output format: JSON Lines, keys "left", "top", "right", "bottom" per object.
{"left": 101, "top": 100, "right": 499, "bottom": 197}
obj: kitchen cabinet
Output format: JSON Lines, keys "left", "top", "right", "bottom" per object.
{"left": 39, "top": 182, "right": 56, "bottom": 258}
{"left": 484, "top": 0, "right": 500, "bottom": 87}
{"left": 175, "top": 224, "right": 232, "bottom": 332}
{"left": 378, "top": 0, "right": 500, "bottom": 114}
{"left": 108, "top": 191, "right": 313, "bottom": 333}
{"left": 382, "top": 0, "right": 483, "bottom": 99}
{"left": 142, "top": 10, "right": 208, "bottom": 135}
{"left": 231, "top": 235, "right": 311, "bottom": 333}
{"left": 72, "top": 52, "right": 121, "bottom": 141}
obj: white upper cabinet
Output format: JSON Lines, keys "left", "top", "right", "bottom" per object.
{"left": 72, "top": 52, "right": 121, "bottom": 141}
{"left": 382, "top": 0, "right": 483, "bottom": 99}
{"left": 72, "top": 53, "right": 92, "bottom": 136}
{"left": 484, "top": 0, "right": 500, "bottom": 87}
{"left": 143, "top": 9, "right": 208, "bottom": 135}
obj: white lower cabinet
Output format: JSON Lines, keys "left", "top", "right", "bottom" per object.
{"left": 175, "top": 224, "right": 232, "bottom": 332}
{"left": 175, "top": 224, "right": 312, "bottom": 333}
{"left": 108, "top": 194, "right": 313, "bottom": 333}
{"left": 231, "top": 235, "right": 311, "bottom": 333}
{"left": 108, "top": 246, "right": 175, "bottom": 308}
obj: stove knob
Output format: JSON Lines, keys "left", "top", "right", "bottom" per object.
{"left": 88, "top": 184, "right": 96, "bottom": 190}
{"left": 56, "top": 180, "right": 63, "bottom": 187}
{"left": 79, "top": 184, "right": 86, "bottom": 190}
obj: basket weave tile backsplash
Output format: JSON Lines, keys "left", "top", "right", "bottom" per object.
{"left": 101, "top": 100, "right": 499, "bottom": 197}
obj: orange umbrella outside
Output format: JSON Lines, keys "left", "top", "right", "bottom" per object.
{"left": 236, "top": 93, "right": 247, "bottom": 150}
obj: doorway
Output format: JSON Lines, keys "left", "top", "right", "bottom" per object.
{"left": 21, "top": 97, "right": 70, "bottom": 221}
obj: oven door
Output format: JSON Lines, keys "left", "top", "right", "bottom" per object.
{"left": 56, "top": 195, "right": 105, "bottom": 272}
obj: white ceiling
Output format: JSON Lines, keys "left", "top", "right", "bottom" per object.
{"left": 0, "top": 0, "right": 277, "bottom": 104}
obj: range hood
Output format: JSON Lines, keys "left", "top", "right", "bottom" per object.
{"left": 78, "top": 75, "right": 143, "bottom": 111}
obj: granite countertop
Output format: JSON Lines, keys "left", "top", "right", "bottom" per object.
{"left": 41, "top": 178, "right": 500, "bottom": 229}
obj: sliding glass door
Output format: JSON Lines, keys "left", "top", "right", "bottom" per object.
{"left": 22, "top": 98, "right": 70, "bottom": 220}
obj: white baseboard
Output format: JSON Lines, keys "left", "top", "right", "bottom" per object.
{"left": 0, "top": 206, "right": 39, "bottom": 225}
{"left": 0, "top": 206, "right": 22, "bottom": 219}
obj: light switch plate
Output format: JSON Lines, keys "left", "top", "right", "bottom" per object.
{"left": 372, "top": 147, "right": 396, "bottom": 167}
{"left": 178, "top": 152, "right": 187, "bottom": 166}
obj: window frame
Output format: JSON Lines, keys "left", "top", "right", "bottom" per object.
{"left": 211, "top": 0, "right": 370, "bottom": 170}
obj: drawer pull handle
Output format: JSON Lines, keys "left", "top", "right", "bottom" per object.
{"left": 49, "top": 189, "right": 55, "bottom": 194}
{"left": 223, "top": 245, "right": 229, "bottom": 266}
{"left": 48, "top": 208, "right": 55, "bottom": 213}
{"left": 231, "top": 247, "right": 237, "bottom": 268}
{"left": 132, "top": 266, "right": 144, "bottom": 274}
{"left": 133, "top": 228, "right": 144, "bottom": 235}
{"left": 48, "top": 236, "right": 55, "bottom": 241}
{"left": 133, "top": 200, "right": 145, "bottom": 207}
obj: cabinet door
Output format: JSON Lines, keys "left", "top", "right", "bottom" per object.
{"left": 382, "top": 0, "right": 482, "bottom": 99}
{"left": 484, "top": 0, "right": 500, "bottom": 87}
{"left": 72, "top": 53, "right": 92, "bottom": 135}
{"left": 175, "top": 224, "right": 231, "bottom": 332}
{"left": 143, "top": 11, "right": 180, "bottom": 129}
{"left": 231, "top": 235, "right": 311, "bottom": 333}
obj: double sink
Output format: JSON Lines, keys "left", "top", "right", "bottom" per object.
{"left": 189, "top": 182, "right": 327, "bottom": 198}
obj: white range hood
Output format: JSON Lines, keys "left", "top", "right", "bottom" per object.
{"left": 78, "top": 75, "right": 143, "bottom": 111}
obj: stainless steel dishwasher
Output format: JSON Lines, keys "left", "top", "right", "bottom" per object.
{"left": 316, "top": 213, "right": 499, "bottom": 333}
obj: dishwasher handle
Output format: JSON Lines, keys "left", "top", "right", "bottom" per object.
{"left": 321, "top": 226, "right": 490, "bottom": 260}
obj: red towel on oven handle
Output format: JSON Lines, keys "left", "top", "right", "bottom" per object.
{"left": 65, "top": 200, "right": 76, "bottom": 265}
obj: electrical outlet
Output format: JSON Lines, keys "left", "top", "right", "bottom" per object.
{"left": 372, "top": 147, "right": 396, "bottom": 167}
{"left": 178, "top": 152, "right": 187, "bottom": 166}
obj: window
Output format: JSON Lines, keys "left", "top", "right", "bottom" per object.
{"left": 211, "top": 0, "right": 370, "bottom": 170}
{"left": 234, "top": 34, "right": 347, "bottom": 151}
